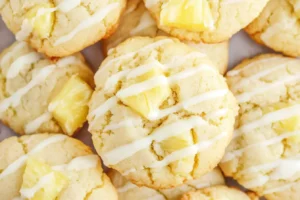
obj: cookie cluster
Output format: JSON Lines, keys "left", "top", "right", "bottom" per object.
{"left": 0, "top": 0, "right": 297, "bottom": 200}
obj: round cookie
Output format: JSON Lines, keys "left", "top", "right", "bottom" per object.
{"left": 88, "top": 36, "right": 238, "bottom": 189}
{"left": 0, "top": 134, "right": 118, "bottom": 200}
{"left": 102, "top": 0, "right": 229, "bottom": 74}
{"left": 109, "top": 168, "right": 225, "bottom": 200}
{"left": 221, "top": 54, "right": 300, "bottom": 200}
{"left": 142, "top": 0, "right": 269, "bottom": 43}
{"left": 181, "top": 186, "right": 259, "bottom": 200}
{"left": 0, "top": 41, "right": 94, "bottom": 136}
{"left": 245, "top": 0, "right": 300, "bottom": 57}
{"left": 0, "top": 0, "right": 126, "bottom": 57}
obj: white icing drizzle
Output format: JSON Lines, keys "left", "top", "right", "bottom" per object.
{"left": 57, "top": 0, "right": 81, "bottom": 13}
{"left": 206, "top": 108, "right": 228, "bottom": 119}
{"left": 52, "top": 155, "right": 99, "bottom": 171}
{"left": 20, "top": 172, "right": 55, "bottom": 198}
{"left": 149, "top": 131, "right": 227, "bottom": 168}
{"left": 130, "top": 12, "right": 156, "bottom": 35}
{"left": 56, "top": 55, "right": 80, "bottom": 67}
{"left": 16, "top": 19, "right": 33, "bottom": 41}
{"left": 104, "top": 118, "right": 142, "bottom": 131}
{"left": 0, "top": 42, "right": 27, "bottom": 67}
{"left": 227, "top": 57, "right": 281, "bottom": 77}
{"left": 54, "top": 3, "right": 120, "bottom": 46}
{"left": 0, "top": 135, "right": 67, "bottom": 180}
{"left": 237, "top": 73, "right": 300, "bottom": 103}
{"left": 88, "top": 96, "right": 118, "bottom": 120}
{"left": 25, "top": 112, "right": 52, "bottom": 134}
{"left": 102, "top": 116, "right": 208, "bottom": 165}
{"left": 117, "top": 182, "right": 137, "bottom": 193}
{"left": 6, "top": 52, "right": 41, "bottom": 79}
{"left": 263, "top": 182, "right": 298, "bottom": 195}
{"left": 242, "top": 175, "right": 269, "bottom": 188}
{"left": 0, "top": 64, "right": 56, "bottom": 113}
{"left": 233, "top": 104, "right": 300, "bottom": 139}
{"left": 222, "top": 130, "right": 300, "bottom": 162}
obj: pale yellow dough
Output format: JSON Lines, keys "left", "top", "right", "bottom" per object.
{"left": 181, "top": 186, "right": 259, "bottom": 200}
{"left": 108, "top": 168, "right": 225, "bottom": 200}
{"left": 246, "top": 0, "right": 300, "bottom": 57}
{"left": 102, "top": 0, "right": 229, "bottom": 74}
{"left": 0, "top": 0, "right": 126, "bottom": 57}
{"left": 0, "top": 41, "right": 93, "bottom": 136}
{"left": 143, "top": 0, "right": 269, "bottom": 43}
{"left": 221, "top": 54, "right": 300, "bottom": 200}
{"left": 0, "top": 134, "right": 118, "bottom": 200}
{"left": 88, "top": 36, "right": 238, "bottom": 189}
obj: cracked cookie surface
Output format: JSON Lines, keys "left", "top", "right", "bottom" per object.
{"left": 0, "top": 41, "right": 94, "bottom": 136}
{"left": 88, "top": 36, "right": 238, "bottom": 189}
{"left": 142, "top": 0, "right": 269, "bottom": 43}
{"left": 181, "top": 186, "right": 259, "bottom": 200}
{"left": 102, "top": 0, "right": 229, "bottom": 74}
{"left": 0, "top": 0, "right": 126, "bottom": 57}
{"left": 108, "top": 168, "right": 224, "bottom": 200}
{"left": 221, "top": 54, "right": 300, "bottom": 200}
{"left": 246, "top": 0, "right": 300, "bottom": 57}
{"left": 0, "top": 134, "right": 118, "bottom": 200}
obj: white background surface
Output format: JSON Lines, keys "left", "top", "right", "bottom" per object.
{"left": 0, "top": 16, "right": 272, "bottom": 198}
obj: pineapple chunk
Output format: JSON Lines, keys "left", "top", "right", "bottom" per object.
{"left": 160, "top": 133, "right": 194, "bottom": 153}
{"left": 20, "top": 158, "right": 68, "bottom": 200}
{"left": 49, "top": 76, "right": 93, "bottom": 135}
{"left": 25, "top": 3, "right": 55, "bottom": 38}
{"left": 119, "top": 67, "right": 171, "bottom": 119}
{"left": 263, "top": 102, "right": 300, "bottom": 143}
{"left": 160, "top": 0, "right": 214, "bottom": 32}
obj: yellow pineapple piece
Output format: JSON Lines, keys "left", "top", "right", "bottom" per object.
{"left": 49, "top": 76, "right": 93, "bottom": 135}
{"left": 263, "top": 102, "right": 300, "bottom": 143}
{"left": 20, "top": 158, "right": 68, "bottom": 200}
{"left": 119, "top": 67, "right": 171, "bottom": 119}
{"left": 160, "top": 133, "right": 194, "bottom": 153}
{"left": 160, "top": 0, "right": 214, "bottom": 32}
{"left": 25, "top": 3, "right": 55, "bottom": 38}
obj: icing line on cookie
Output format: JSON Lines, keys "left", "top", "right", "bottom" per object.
{"left": 233, "top": 104, "right": 300, "bottom": 139}
{"left": 0, "top": 135, "right": 67, "bottom": 180}
{"left": 0, "top": 42, "right": 27, "bottom": 67}
{"left": 25, "top": 112, "right": 52, "bottom": 134}
{"left": 104, "top": 118, "right": 142, "bottom": 131}
{"left": 263, "top": 182, "right": 299, "bottom": 195}
{"left": 222, "top": 130, "right": 300, "bottom": 162}
{"left": 130, "top": 11, "right": 156, "bottom": 35}
{"left": 20, "top": 172, "right": 55, "bottom": 198}
{"left": 52, "top": 155, "right": 99, "bottom": 171}
{"left": 6, "top": 52, "right": 42, "bottom": 79}
{"left": 236, "top": 73, "right": 300, "bottom": 103}
{"left": 102, "top": 116, "right": 208, "bottom": 165}
{"left": 54, "top": 3, "right": 120, "bottom": 46}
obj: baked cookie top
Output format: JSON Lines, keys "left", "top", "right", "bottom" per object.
{"left": 181, "top": 186, "right": 259, "bottom": 200}
{"left": 143, "top": 0, "right": 269, "bottom": 43}
{"left": 109, "top": 168, "right": 224, "bottom": 200}
{"left": 221, "top": 54, "right": 300, "bottom": 200}
{"left": 102, "top": 0, "right": 229, "bottom": 74}
{"left": 0, "top": 134, "right": 117, "bottom": 200}
{"left": 88, "top": 36, "right": 238, "bottom": 189}
{"left": 246, "top": 0, "right": 300, "bottom": 57}
{"left": 0, "top": 41, "right": 94, "bottom": 136}
{"left": 0, "top": 0, "right": 126, "bottom": 57}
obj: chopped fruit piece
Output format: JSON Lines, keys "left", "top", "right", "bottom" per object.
{"left": 119, "top": 67, "right": 171, "bottom": 119}
{"left": 25, "top": 3, "right": 55, "bottom": 38}
{"left": 160, "top": 0, "right": 214, "bottom": 32}
{"left": 160, "top": 132, "right": 194, "bottom": 153}
{"left": 20, "top": 158, "right": 68, "bottom": 200}
{"left": 49, "top": 76, "right": 93, "bottom": 135}
{"left": 263, "top": 102, "right": 300, "bottom": 143}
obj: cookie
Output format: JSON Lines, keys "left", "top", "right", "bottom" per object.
{"left": 181, "top": 186, "right": 259, "bottom": 200}
{"left": 0, "top": 0, "right": 126, "bottom": 57}
{"left": 109, "top": 168, "right": 224, "bottom": 200}
{"left": 0, "top": 134, "right": 117, "bottom": 200}
{"left": 102, "top": 0, "right": 229, "bottom": 74}
{"left": 221, "top": 54, "right": 300, "bottom": 200}
{"left": 245, "top": 0, "right": 300, "bottom": 57}
{"left": 0, "top": 41, "right": 94, "bottom": 136}
{"left": 142, "top": 0, "right": 269, "bottom": 43}
{"left": 88, "top": 36, "right": 238, "bottom": 189}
